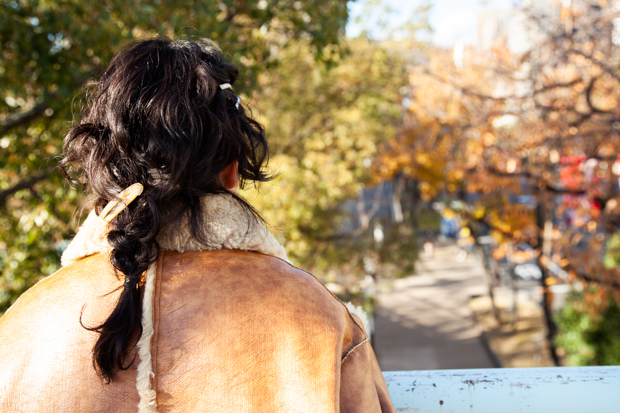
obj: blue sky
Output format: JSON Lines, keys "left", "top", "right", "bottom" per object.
{"left": 347, "top": 0, "right": 516, "bottom": 47}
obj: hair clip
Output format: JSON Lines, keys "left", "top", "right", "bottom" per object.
{"left": 99, "top": 183, "right": 144, "bottom": 224}
{"left": 219, "top": 83, "right": 241, "bottom": 110}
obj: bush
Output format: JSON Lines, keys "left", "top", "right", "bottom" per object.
{"left": 555, "top": 289, "right": 620, "bottom": 366}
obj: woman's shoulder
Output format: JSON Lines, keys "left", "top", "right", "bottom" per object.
{"left": 156, "top": 248, "right": 369, "bottom": 369}
{"left": 161, "top": 248, "right": 338, "bottom": 300}
{"left": 0, "top": 253, "right": 120, "bottom": 329}
{"left": 158, "top": 248, "right": 365, "bottom": 333}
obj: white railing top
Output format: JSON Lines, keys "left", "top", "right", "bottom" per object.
{"left": 383, "top": 366, "right": 620, "bottom": 412}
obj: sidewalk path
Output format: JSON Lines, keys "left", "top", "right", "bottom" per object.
{"left": 374, "top": 243, "right": 496, "bottom": 370}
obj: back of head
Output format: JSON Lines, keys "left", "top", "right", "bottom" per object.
{"left": 61, "top": 37, "right": 271, "bottom": 382}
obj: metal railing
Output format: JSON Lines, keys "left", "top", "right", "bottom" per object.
{"left": 383, "top": 366, "right": 620, "bottom": 412}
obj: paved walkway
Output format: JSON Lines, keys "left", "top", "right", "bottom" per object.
{"left": 374, "top": 243, "right": 496, "bottom": 371}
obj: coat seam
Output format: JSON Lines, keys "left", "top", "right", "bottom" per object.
{"left": 247, "top": 252, "right": 371, "bottom": 362}
{"left": 152, "top": 251, "right": 163, "bottom": 406}
{"left": 136, "top": 256, "right": 159, "bottom": 412}
{"left": 257, "top": 254, "right": 369, "bottom": 340}
{"left": 341, "top": 338, "right": 370, "bottom": 365}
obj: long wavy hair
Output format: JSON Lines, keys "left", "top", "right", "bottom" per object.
{"left": 60, "top": 37, "right": 272, "bottom": 382}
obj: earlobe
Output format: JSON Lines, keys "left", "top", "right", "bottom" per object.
{"left": 222, "top": 161, "right": 239, "bottom": 193}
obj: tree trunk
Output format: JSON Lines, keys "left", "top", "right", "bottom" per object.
{"left": 536, "top": 187, "right": 561, "bottom": 366}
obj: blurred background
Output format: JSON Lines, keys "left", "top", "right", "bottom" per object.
{"left": 1, "top": 0, "right": 619, "bottom": 370}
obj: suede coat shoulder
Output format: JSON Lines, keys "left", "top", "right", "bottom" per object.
{"left": 0, "top": 194, "right": 394, "bottom": 413}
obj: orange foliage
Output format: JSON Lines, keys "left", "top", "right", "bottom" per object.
{"left": 376, "top": 0, "right": 620, "bottom": 313}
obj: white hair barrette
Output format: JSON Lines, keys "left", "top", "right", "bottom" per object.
{"left": 219, "top": 83, "right": 240, "bottom": 110}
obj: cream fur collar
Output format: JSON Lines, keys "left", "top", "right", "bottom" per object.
{"left": 61, "top": 194, "right": 289, "bottom": 267}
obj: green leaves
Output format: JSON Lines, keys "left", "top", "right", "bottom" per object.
{"left": 244, "top": 37, "right": 408, "bottom": 276}
{"left": 555, "top": 289, "right": 620, "bottom": 366}
{"left": 0, "top": 0, "right": 352, "bottom": 314}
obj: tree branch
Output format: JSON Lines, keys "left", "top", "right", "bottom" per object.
{"left": 567, "top": 265, "right": 620, "bottom": 292}
{"left": 459, "top": 79, "right": 583, "bottom": 101}
{"left": 569, "top": 49, "right": 620, "bottom": 83}
{"left": 426, "top": 70, "right": 582, "bottom": 102}
{"left": 0, "top": 169, "right": 54, "bottom": 206}
{"left": 0, "top": 102, "right": 50, "bottom": 135}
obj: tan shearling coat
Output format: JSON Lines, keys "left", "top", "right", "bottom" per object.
{"left": 0, "top": 194, "right": 394, "bottom": 413}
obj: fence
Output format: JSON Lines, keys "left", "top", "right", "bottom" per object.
{"left": 383, "top": 366, "right": 620, "bottom": 412}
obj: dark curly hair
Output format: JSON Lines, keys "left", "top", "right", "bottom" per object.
{"left": 60, "top": 37, "right": 272, "bottom": 382}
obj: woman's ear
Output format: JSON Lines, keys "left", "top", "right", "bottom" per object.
{"left": 221, "top": 161, "right": 239, "bottom": 193}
